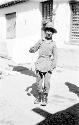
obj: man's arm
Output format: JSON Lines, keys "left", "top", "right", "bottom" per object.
{"left": 29, "top": 40, "right": 41, "bottom": 53}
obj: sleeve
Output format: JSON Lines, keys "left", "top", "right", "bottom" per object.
{"left": 29, "top": 40, "right": 41, "bottom": 53}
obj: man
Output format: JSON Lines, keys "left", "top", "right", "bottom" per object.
{"left": 29, "top": 22, "right": 57, "bottom": 106}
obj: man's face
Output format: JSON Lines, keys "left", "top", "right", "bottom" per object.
{"left": 45, "top": 29, "right": 53, "bottom": 39}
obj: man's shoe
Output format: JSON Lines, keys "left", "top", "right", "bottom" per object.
{"left": 41, "top": 93, "right": 48, "bottom": 106}
{"left": 34, "top": 93, "right": 42, "bottom": 104}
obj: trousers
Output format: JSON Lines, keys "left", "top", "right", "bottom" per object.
{"left": 36, "top": 70, "right": 52, "bottom": 94}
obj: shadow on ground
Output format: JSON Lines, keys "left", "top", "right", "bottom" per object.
{"left": 32, "top": 103, "right": 79, "bottom": 125}
{"left": 25, "top": 81, "right": 79, "bottom": 100}
{"left": 13, "top": 66, "right": 36, "bottom": 77}
{"left": 65, "top": 82, "right": 79, "bottom": 97}
{"left": 25, "top": 82, "right": 38, "bottom": 98}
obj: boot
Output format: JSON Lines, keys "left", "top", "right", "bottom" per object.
{"left": 41, "top": 93, "right": 48, "bottom": 106}
{"left": 34, "top": 92, "right": 42, "bottom": 104}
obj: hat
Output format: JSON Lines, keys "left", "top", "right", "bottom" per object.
{"left": 44, "top": 22, "right": 57, "bottom": 33}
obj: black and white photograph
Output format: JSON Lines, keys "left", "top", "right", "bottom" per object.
{"left": 0, "top": 0, "right": 79, "bottom": 124}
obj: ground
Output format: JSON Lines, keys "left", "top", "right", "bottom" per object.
{"left": 0, "top": 57, "right": 79, "bottom": 125}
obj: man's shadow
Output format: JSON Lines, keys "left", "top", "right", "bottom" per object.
{"left": 13, "top": 66, "right": 38, "bottom": 97}
{"left": 25, "top": 82, "right": 38, "bottom": 98}
{"left": 32, "top": 103, "right": 79, "bottom": 125}
{"left": 13, "top": 66, "right": 36, "bottom": 77}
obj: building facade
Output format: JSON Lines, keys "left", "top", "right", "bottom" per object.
{"left": 0, "top": 0, "right": 79, "bottom": 68}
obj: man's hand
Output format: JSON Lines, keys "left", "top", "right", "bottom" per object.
{"left": 29, "top": 47, "right": 34, "bottom": 53}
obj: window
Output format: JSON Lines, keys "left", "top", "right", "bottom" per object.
{"left": 70, "top": 2, "right": 79, "bottom": 42}
{"left": 6, "top": 12, "right": 16, "bottom": 39}
{"left": 41, "top": 1, "right": 53, "bottom": 26}
{"left": 41, "top": 1, "right": 53, "bottom": 38}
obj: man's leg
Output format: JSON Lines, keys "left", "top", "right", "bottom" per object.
{"left": 34, "top": 70, "right": 43, "bottom": 104}
{"left": 41, "top": 71, "right": 51, "bottom": 106}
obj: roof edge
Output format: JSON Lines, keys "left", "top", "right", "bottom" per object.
{"left": 0, "top": 0, "right": 27, "bottom": 9}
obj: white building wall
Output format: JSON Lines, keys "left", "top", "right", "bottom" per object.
{"left": 0, "top": 16, "right": 6, "bottom": 40}
{"left": 13, "top": 1, "right": 42, "bottom": 64}
{"left": 53, "top": 2, "right": 79, "bottom": 68}
{"left": 0, "top": 1, "right": 42, "bottom": 64}
{"left": 1, "top": 1, "right": 79, "bottom": 68}
{"left": 53, "top": 2, "right": 71, "bottom": 48}
{"left": 0, "top": 16, "right": 8, "bottom": 56}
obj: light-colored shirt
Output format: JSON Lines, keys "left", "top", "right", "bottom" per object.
{"left": 29, "top": 38, "right": 57, "bottom": 72}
